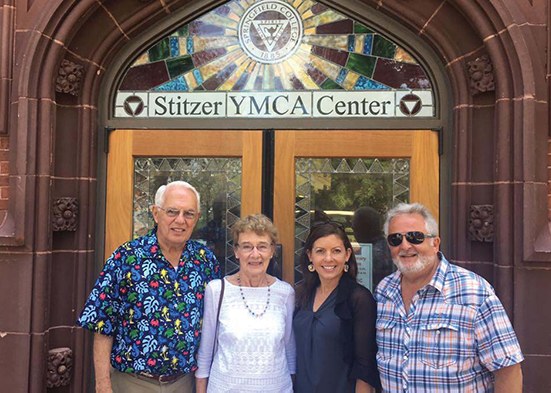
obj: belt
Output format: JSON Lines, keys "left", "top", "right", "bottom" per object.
{"left": 136, "top": 371, "right": 187, "bottom": 384}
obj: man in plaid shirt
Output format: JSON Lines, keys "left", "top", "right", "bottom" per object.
{"left": 375, "top": 203, "right": 523, "bottom": 392}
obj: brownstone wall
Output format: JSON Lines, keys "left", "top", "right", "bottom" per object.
{"left": 549, "top": 138, "right": 551, "bottom": 221}
{"left": 0, "top": 0, "right": 550, "bottom": 392}
{"left": 0, "top": 137, "right": 8, "bottom": 212}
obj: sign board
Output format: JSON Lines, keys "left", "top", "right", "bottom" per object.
{"left": 354, "top": 242, "right": 373, "bottom": 291}
{"left": 115, "top": 90, "right": 433, "bottom": 118}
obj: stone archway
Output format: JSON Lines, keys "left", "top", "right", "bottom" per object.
{"left": 1, "top": 0, "right": 548, "bottom": 391}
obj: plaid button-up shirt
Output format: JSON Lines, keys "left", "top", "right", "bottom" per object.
{"left": 374, "top": 253, "right": 523, "bottom": 392}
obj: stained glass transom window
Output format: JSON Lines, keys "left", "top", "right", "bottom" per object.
{"left": 134, "top": 157, "right": 242, "bottom": 276}
{"left": 294, "top": 157, "right": 408, "bottom": 285}
{"left": 115, "top": 0, "right": 434, "bottom": 118}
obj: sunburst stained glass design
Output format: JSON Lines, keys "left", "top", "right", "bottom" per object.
{"left": 294, "top": 157, "right": 409, "bottom": 284}
{"left": 118, "top": 0, "right": 430, "bottom": 93}
{"left": 134, "top": 157, "right": 242, "bottom": 276}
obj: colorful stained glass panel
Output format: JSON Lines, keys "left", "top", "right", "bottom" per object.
{"left": 117, "top": 0, "right": 431, "bottom": 94}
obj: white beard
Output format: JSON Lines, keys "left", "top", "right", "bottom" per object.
{"left": 393, "top": 253, "right": 434, "bottom": 274}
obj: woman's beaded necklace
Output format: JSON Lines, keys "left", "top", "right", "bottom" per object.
{"left": 237, "top": 274, "right": 271, "bottom": 318}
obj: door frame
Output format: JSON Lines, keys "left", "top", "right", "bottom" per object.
{"left": 97, "top": 0, "right": 453, "bottom": 272}
{"left": 105, "top": 128, "right": 438, "bottom": 285}
{"left": 274, "top": 130, "right": 439, "bottom": 284}
{"left": 105, "top": 129, "right": 263, "bottom": 259}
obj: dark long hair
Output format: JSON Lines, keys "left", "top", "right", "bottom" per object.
{"left": 295, "top": 222, "right": 358, "bottom": 309}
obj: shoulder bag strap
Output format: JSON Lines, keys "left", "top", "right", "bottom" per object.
{"left": 210, "top": 278, "right": 225, "bottom": 366}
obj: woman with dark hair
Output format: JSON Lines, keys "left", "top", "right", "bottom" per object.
{"left": 293, "top": 222, "right": 380, "bottom": 393}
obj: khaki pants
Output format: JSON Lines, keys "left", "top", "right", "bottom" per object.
{"left": 110, "top": 368, "right": 195, "bottom": 393}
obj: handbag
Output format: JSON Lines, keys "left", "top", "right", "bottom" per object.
{"left": 210, "top": 278, "right": 225, "bottom": 367}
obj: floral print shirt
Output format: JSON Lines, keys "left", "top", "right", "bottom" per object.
{"left": 77, "top": 227, "right": 219, "bottom": 375}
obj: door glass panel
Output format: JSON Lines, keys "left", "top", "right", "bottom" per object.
{"left": 294, "top": 158, "right": 410, "bottom": 288}
{"left": 133, "top": 157, "right": 242, "bottom": 276}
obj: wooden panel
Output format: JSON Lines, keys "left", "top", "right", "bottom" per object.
{"left": 133, "top": 130, "right": 244, "bottom": 156}
{"left": 105, "top": 129, "right": 439, "bottom": 284}
{"left": 105, "top": 130, "right": 133, "bottom": 260}
{"left": 293, "top": 130, "right": 413, "bottom": 157}
{"left": 241, "top": 131, "right": 263, "bottom": 215}
{"left": 410, "top": 130, "right": 440, "bottom": 220}
{"left": 273, "top": 131, "right": 296, "bottom": 285}
{"left": 133, "top": 129, "right": 262, "bottom": 214}
{"left": 274, "top": 129, "right": 440, "bottom": 285}
{"left": 106, "top": 129, "right": 263, "bottom": 264}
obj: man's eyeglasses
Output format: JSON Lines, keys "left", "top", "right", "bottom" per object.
{"left": 157, "top": 206, "right": 197, "bottom": 220}
{"left": 236, "top": 243, "right": 273, "bottom": 254}
{"left": 387, "top": 231, "right": 436, "bottom": 247}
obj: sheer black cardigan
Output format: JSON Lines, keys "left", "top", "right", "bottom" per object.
{"left": 334, "top": 274, "right": 381, "bottom": 390}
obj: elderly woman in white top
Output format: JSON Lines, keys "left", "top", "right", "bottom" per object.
{"left": 196, "top": 214, "right": 296, "bottom": 392}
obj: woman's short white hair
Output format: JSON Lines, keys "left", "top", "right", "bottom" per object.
{"left": 154, "top": 181, "right": 201, "bottom": 212}
{"left": 383, "top": 203, "right": 438, "bottom": 236}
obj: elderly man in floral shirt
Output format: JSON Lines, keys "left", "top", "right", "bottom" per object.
{"left": 77, "top": 181, "right": 219, "bottom": 392}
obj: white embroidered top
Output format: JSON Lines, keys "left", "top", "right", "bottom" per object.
{"left": 196, "top": 277, "right": 296, "bottom": 392}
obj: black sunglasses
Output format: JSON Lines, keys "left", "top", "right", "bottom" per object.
{"left": 312, "top": 220, "right": 346, "bottom": 231}
{"left": 387, "top": 231, "right": 436, "bottom": 247}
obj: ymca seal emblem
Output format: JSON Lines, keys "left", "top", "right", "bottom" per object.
{"left": 123, "top": 95, "right": 145, "bottom": 116}
{"left": 239, "top": 0, "right": 303, "bottom": 64}
{"left": 399, "top": 94, "right": 422, "bottom": 116}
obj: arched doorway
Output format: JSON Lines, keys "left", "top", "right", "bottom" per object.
{"left": 5, "top": 0, "right": 548, "bottom": 391}
{"left": 100, "top": 0, "right": 447, "bottom": 290}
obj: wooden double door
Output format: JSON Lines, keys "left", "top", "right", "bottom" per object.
{"left": 106, "top": 129, "right": 438, "bottom": 285}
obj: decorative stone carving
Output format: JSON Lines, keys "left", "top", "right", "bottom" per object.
{"left": 46, "top": 347, "right": 73, "bottom": 388}
{"left": 55, "top": 60, "right": 84, "bottom": 96}
{"left": 467, "top": 55, "right": 495, "bottom": 95}
{"left": 469, "top": 205, "right": 494, "bottom": 242}
{"left": 52, "top": 197, "right": 78, "bottom": 231}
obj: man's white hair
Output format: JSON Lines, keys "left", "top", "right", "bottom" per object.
{"left": 383, "top": 203, "right": 438, "bottom": 236}
{"left": 154, "top": 181, "right": 201, "bottom": 213}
